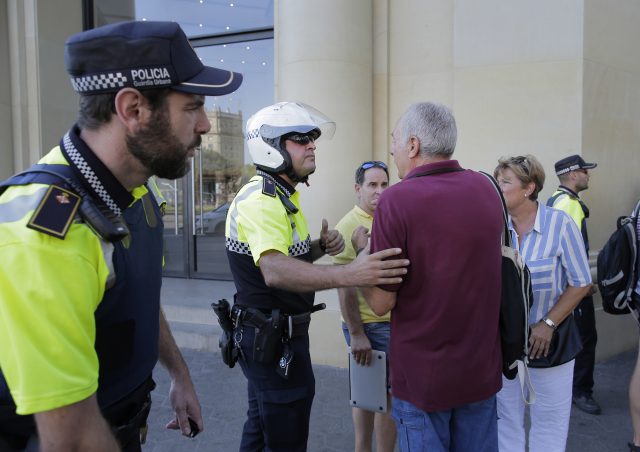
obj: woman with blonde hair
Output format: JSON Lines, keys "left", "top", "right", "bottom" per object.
{"left": 494, "top": 155, "right": 592, "bottom": 452}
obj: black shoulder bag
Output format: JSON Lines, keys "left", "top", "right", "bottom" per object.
{"left": 480, "top": 172, "right": 533, "bottom": 380}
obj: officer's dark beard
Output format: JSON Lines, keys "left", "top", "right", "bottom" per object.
{"left": 126, "top": 106, "right": 201, "bottom": 180}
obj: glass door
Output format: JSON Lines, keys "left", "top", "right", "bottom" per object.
{"left": 156, "top": 176, "right": 188, "bottom": 276}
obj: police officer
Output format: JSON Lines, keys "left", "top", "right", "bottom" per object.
{"left": 225, "top": 102, "right": 410, "bottom": 451}
{"left": 0, "top": 21, "right": 242, "bottom": 451}
{"left": 547, "top": 154, "right": 601, "bottom": 415}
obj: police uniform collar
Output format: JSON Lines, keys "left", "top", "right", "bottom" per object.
{"left": 60, "top": 126, "right": 134, "bottom": 215}
{"left": 558, "top": 185, "right": 579, "bottom": 199}
{"left": 558, "top": 185, "right": 589, "bottom": 218}
{"left": 256, "top": 169, "right": 295, "bottom": 198}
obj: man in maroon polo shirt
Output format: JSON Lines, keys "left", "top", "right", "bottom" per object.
{"left": 363, "top": 102, "right": 503, "bottom": 452}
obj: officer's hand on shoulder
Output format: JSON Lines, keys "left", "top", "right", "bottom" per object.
{"left": 349, "top": 244, "right": 409, "bottom": 286}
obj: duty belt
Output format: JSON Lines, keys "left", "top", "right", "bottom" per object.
{"left": 232, "top": 304, "right": 325, "bottom": 338}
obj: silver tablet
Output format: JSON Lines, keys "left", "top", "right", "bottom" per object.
{"left": 348, "top": 348, "right": 388, "bottom": 413}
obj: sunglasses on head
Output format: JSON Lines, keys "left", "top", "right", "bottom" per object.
{"left": 360, "top": 161, "right": 388, "bottom": 171}
{"left": 512, "top": 156, "right": 530, "bottom": 173}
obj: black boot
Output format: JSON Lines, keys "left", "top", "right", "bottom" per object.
{"left": 629, "top": 442, "right": 640, "bottom": 451}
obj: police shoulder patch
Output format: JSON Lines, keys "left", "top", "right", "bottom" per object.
{"left": 262, "top": 177, "right": 277, "bottom": 197}
{"left": 27, "top": 185, "right": 81, "bottom": 239}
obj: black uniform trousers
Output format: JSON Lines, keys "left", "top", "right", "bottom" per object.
{"left": 237, "top": 325, "right": 315, "bottom": 452}
{"left": 573, "top": 295, "right": 598, "bottom": 397}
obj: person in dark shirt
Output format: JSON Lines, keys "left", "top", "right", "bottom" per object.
{"left": 362, "top": 102, "right": 503, "bottom": 452}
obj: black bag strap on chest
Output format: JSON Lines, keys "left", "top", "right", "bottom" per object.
{"left": 0, "top": 164, "right": 129, "bottom": 242}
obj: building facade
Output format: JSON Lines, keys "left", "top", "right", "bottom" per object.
{"left": 1, "top": 0, "right": 639, "bottom": 365}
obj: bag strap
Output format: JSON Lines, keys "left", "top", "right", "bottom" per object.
{"left": 480, "top": 171, "right": 537, "bottom": 404}
{"left": 631, "top": 200, "right": 640, "bottom": 304}
{"left": 479, "top": 171, "right": 511, "bottom": 248}
{"left": 517, "top": 360, "right": 536, "bottom": 405}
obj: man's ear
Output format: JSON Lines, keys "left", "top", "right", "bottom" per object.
{"left": 113, "top": 88, "right": 149, "bottom": 132}
{"left": 408, "top": 136, "right": 420, "bottom": 158}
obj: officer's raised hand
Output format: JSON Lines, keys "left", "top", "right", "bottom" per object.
{"left": 319, "top": 218, "right": 345, "bottom": 256}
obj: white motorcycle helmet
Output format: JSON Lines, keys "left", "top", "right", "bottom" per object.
{"left": 246, "top": 102, "right": 335, "bottom": 181}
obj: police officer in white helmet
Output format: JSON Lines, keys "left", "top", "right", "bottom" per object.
{"left": 223, "top": 102, "right": 409, "bottom": 451}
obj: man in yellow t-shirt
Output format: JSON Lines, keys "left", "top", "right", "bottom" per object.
{"left": 333, "top": 161, "right": 396, "bottom": 452}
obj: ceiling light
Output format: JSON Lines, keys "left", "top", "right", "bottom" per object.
{"left": 220, "top": 59, "right": 224, "bottom": 63}
{"left": 230, "top": 2, "right": 234, "bottom": 6}
{"left": 261, "top": 62, "right": 266, "bottom": 66}
{"left": 241, "top": 60, "right": 245, "bottom": 64}
{"left": 199, "top": 23, "right": 203, "bottom": 27}
{"left": 245, "top": 46, "right": 251, "bottom": 50}
{"left": 142, "top": 17, "right": 147, "bottom": 21}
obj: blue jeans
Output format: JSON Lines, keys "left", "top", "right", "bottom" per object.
{"left": 342, "top": 322, "right": 390, "bottom": 386}
{"left": 392, "top": 395, "right": 498, "bottom": 452}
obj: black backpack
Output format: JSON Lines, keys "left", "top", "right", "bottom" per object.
{"left": 481, "top": 172, "right": 533, "bottom": 379}
{"left": 597, "top": 200, "right": 640, "bottom": 315}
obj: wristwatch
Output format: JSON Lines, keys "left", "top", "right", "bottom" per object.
{"left": 541, "top": 316, "right": 557, "bottom": 330}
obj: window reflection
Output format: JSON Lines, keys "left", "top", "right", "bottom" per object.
{"left": 95, "top": 0, "right": 273, "bottom": 34}
{"left": 91, "top": 0, "right": 273, "bottom": 278}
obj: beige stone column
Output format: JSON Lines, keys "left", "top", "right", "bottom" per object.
{"left": 276, "top": 0, "right": 373, "bottom": 366}
{"left": 0, "top": 0, "right": 13, "bottom": 178}
{"left": 3, "top": 0, "right": 81, "bottom": 177}
{"left": 275, "top": 0, "right": 373, "bottom": 232}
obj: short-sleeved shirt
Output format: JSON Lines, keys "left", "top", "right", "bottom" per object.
{"left": 510, "top": 202, "right": 592, "bottom": 324}
{"left": 0, "top": 145, "right": 149, "bottom": 415}
{"left": 370, "top": 160, "right": 503, "bottom": 412}
{"left": 332, "top": 205, "right": 390, "bottom": 323}
{"left": 225, "top": 171, "right": 314, "bottom": 314}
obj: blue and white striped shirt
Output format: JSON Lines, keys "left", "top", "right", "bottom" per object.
{"left": 509, "top": 202, "right": 592, "bottom": 324}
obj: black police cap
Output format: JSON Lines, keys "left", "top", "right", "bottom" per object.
{"left": 554, "top": 154, "right": 597, "bottom": 176}
{"left": 65, "top": 21, "right": 242, "bottom": 96}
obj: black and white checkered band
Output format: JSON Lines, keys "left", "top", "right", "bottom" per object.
{"left": 63, "top": 132, "right": 121, "bottom": 216}
{"left": 71, "top": 72, "right": 128, "bottom": 93}
{"left": 70, "top": 66, "right": 174, "bottom": 94}
{"left": 556, "top": 164, "right": 581, "bottom": 176}
{"left": 246, "top": 128, "right": 260, "bottom": 140}
{"left": 226, "top": 235, "right": 311, "bottom": 258}
{"left": 226, "top": 237, "right": 252, "bottom": 256}
{"left": 289, "top": 235, "right": 311, "bottom": 257}
{"left": 256, "top": 170, "right": 292, "bottom": 197}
